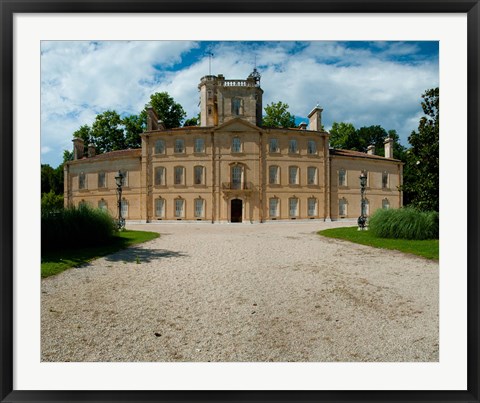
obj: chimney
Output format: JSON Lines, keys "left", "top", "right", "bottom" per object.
{"left": 157, "top": 120, "right": 166, "bottom": 131}
{"left": 88, "top": 143, "right": 96, "bottom": 158}
{"left": 384, "top": 137, "right": 394, "bottom": 159}
{"left": 72, "top": 137, "right": 84, "bottom": 160}
{"left": 367, "top": 145, "right": 375, "bottom": 155}
{"left": 298, "top": 122, "right": 307, "bottom": 130}
{"left": 308, "top": 105, "right": 323, "bottom": 131}
{"left": 146, "top": 105, "right": 159, "bottom": 131}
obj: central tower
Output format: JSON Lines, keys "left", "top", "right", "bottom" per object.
{"left": 198, "top": 69, "right": 263, "bottom": 127}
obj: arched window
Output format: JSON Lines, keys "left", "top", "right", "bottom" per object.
{"left": 382, "top": 198, "right": 390, "bottom": 209}
{"left": 194, "top": 198, "right": 205, "bottom": 218}
{"left": 120, "top": 199, "right": 128, "bottom": 218}
{"left": 155, "top": 198, "right": 165, "bottom": 218}
{"left": 269, "top": 165, "right": 280, "bottom": 185}
{"left": 232, "top": 137, "right": 242, "bottom": 153}
{"left": 174, "top": 138, "right": 185, "bottom": 153}
{"left": 231, "top": 98, "right": 244, "bottom": 115}
{"left": 194, "top": 166, "right": 205, "bottom": 185}
{"left": 382, "top": 171, "right": 389, "bottom": 189}
{"left": 174, "top": 166, "right": 185, "bottom": 185}
{"left": 98, "top": 199, "right": 107, "bottom": 211}
{"left": 308, "top": 198, "right": 317, "bottom": 217}
{"left": 154, "top": 166, "right": 166, "bottom": 186}
{"left": 289, "top": 197, "right": 299, "bottom": 217}
{"left": 269, "top": 198, "right": 279, "bottom": 218}
{"left": 307, "top": 167, "right": 317, "bottom": 185}
{"left": 289, "top": 166, "right": 299, "bottom": 185}
{"left": 155, "top": 139, "right": 165, "bottom": 154}
{"left": 289, "top": 139, "right": 298, "bottom": 154}
{"left": 231, "top": 164, "right": 244, "bottom": 189}
{"left": 79, "top": 172, "right": 86, "bottom": 189}
{"left": 339, "top": 198, "right": 347, "bottom": 216}
{"left": 338, "top": 169, "right": 346, "bottom": 187}
{"left": 174, "top": 198, "right": 185, "bottom": 218}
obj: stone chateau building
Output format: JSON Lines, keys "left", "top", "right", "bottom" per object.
{"left": 64, "top": 70, "right": 403, "bottom": 223}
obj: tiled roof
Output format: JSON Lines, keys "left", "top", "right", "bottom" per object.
{"left": 330, "top": 148, "right": 401, "bottom": 162}
{"left": 69, "top": 148, "right": 141, "bottom": 163}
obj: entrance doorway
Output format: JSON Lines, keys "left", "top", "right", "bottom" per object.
{"left": 230, "top": 199, "right": 243, "bottom": 223}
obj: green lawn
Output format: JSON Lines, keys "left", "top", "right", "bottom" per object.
{"left": 318, "top": 226, "right": 439, "bottom": 260}
{"left": 41, "top": 230, "right": 159, "bottom": 278}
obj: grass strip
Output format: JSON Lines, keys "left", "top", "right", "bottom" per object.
{"left": 41, "top": 230, "right": 159, "bottom": 278}
{"left": 318, "top": 226, "right": 438, "bottom": 260}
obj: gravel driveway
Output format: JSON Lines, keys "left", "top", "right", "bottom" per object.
{"left": 41, "top": 221, "right": 439, "bottom": 362}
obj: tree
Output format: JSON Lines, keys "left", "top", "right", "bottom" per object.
{"left": 41, "top": 164, "right": 64, "bottom": 195}
{"left": 123, "top": 114, "right": 145, "bottom": 149}
{"left": 144, "top": 92, "right": 186, "bottom": 129}
{"left": 183, "top": 114, "right": 199, "bottom": 127}
{"left": 401, "top": 88, "right": 439, "bottom": 212}
{"left": 329, "top": 122, "right": 358, "bottom": 150}
{"left": 41, "top": 190, "right": 64, "bottom": 212}
{"left": 262, "top": 101, "right": 296, "bottom": 128}
{"left": 90, "top": 110, "right": 125, "bottom": 153}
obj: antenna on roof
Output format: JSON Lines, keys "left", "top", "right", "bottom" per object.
{"left": 207, "top": 52, "right": 214, "bottom": 75}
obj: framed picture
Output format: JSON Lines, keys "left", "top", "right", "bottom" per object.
{"left": 1, "top": 1, "right": 479, "bottom": 402}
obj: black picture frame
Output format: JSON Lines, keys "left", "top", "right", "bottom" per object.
{"left": 1, "top": 1, "right": 479, "bottom": 402}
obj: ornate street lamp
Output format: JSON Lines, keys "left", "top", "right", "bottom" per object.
{"left": 358, "top": 170, "right": 368, "bottom": 231}
{"left": 115, "top": 170, "right": 125, "bottom": 230}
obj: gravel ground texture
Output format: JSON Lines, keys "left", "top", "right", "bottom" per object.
{"left": 41, "top": 221, "right": 439, "bottom": 362}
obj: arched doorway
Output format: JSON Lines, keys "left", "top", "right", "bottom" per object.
{"left": 230, "top": 199, "right": 243, "bottom": 223}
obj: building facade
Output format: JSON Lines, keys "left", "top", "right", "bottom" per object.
{"left": 64, "top": 71, "right": 403, "bottom": 223}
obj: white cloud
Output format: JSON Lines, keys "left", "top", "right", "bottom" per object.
{"left": 41, "top": 41, "right": 438, "bottom": 167}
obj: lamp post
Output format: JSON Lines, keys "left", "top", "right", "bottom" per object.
{"left": 115, "top": 170, "right": 125, "bottom": 230}
{"left": 358, "top": 170, "right": 368, "bottom": 231}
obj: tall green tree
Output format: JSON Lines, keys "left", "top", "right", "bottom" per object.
{"left": 144, "top": 92, "right": 186, "bottom": 129}
{"left": 262, "top": 101, "right": 296, "bottom": 128}
{"left": 329, "top": 122, "right": 358, "bottom": 150}
{"left": 402, "top": 88, "right": 439, "bottom": 211}
{"left": 41, "top": 164, "right": 64, "bottom": 195}
{"left": 90, "top": 110, "right": 125, "bottom": 153}
{"left": 123, "top": 114, "right": 145, "bottom": 149}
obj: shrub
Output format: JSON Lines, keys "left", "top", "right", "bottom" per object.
{"left": 42, "top": 204, "right": 117, "bottom": 251}
{"left": 368, "top": 207, "right": 439, "bottom": 240}
{"left": 41, "top": 190, "right": 64, "bottom": 213}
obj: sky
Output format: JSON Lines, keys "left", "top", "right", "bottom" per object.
{"left": 41, "top": 40, "right": 439, "bottom": 167}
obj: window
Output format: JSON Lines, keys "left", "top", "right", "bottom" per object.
{"left": 307, "top": 167, "right": 317, "bottom": 185}
{"left": 289, "top": 166, "right": 299, "bottom": 185}
{"left": 155, "top": 198, "right": 165, "bottom": 218}
{"left": 382, "top": 198, "right": 390, "bottom": 209}
{"left": 174, "top": 166, "right": 185, "bottom": 185}
{"left": 231, "top": 165, "right": 243, "bottom": 189}
{"left": 98, "top": 172, "right": 106, "bottom": 188}
{"left": 207, "top": 90, "right": 213, "bottom": 100}
{"left": 231, "top": 98, "right": 243, "bottom": 115}
{"left": 119, "top": 170, "right": 128, "bottom": 187}
{"left": 269, "top": 138, "right": 279, "bottom": 153}
{"left": 363, "top": 199, "right": 370, "bottom": 216}
{"left": 194, "top": 198, "right": 204, "bottom": 218}
{"left": 338, "top": 169, "right": 346, "bottom": 187}
{"left": 174, "top": 138, "right": 185, "bottom": 153}
{"left": 120, "top": 199, "right": 128, "bottom": 218}
{"left": 289, "top": 198, "right": 299, "bottom": 217}
{"left": 307, "top": 140, "right": 317, "bottom": 155}
{"left": 154, "top": 167, "right": 166, "bottom": 186}
{"left": 208, "top": 106, "right": 212, "bottom": 115}
{"left": 269, "top": 165, "right": 280, "bottom": 185}
{"left": 269, "top": 198, "right": 279, "bottom": 218}
{"left": 195, "top": 138, "right": 205, "bottom": 153}
{"left": 98, "top": 199, "right": 107, "bottom": 211}
{"left": 232, "top": 137, "right": 242, "bottom": 153}
{"left": 289, "top": 139, "right": 298, "bottom": 153}
{"left": 194, "top": 166, "right": 205, "bottom": 185}
{"left": 308, "top": 198, "right": 317, "bottom": 217}
{"left": 155, "top": 139, "right": 165, "bottom": 154}
{"left": 79, "top": 172, "right": 86, "bottom": 189}
{"left": 339, "top": 198, "right": 347, "bottom": 216}
{"left": 78, "top": 199, "right": 87, "bottom": 208}
{"left": 382, "top": 171, "right": 389, "bottom": 189}
{"left": 175, "top": 199, "right": 185, "bottom": 218}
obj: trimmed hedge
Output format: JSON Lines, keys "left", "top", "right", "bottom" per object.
{"left": 42, "top": 204, "right": 117, "bottom": 251}
{"left": 368, "top": 207, "right": 439, "bottom": 240}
